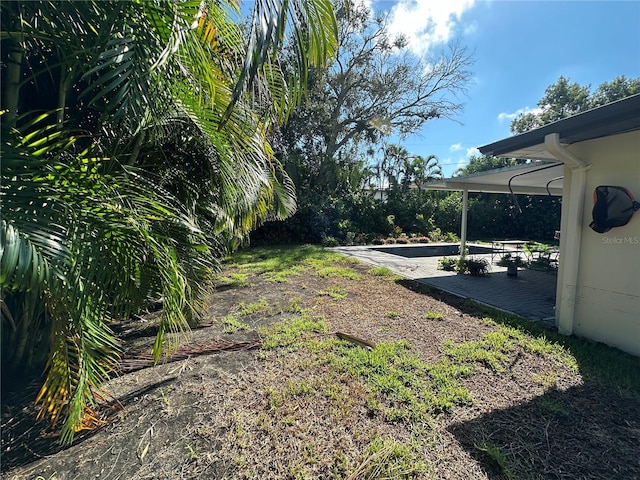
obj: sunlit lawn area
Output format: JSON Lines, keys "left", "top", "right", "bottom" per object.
{"left": 4, "top": 244, "right": 639, "bottom": 480}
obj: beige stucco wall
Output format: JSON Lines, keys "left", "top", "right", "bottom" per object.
{"left": 558, "top": 130, "right": 640, "bottom": 355}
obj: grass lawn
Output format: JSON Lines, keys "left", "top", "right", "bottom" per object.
{"left": 3, "top": 245, "right": 639, "bottom": 479}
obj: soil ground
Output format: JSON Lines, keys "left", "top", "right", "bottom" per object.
{"left": 2, "top": 246, "right": 639, "bottom": 480}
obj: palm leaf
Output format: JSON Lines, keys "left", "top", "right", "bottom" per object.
{"left": 224, "top": 0, "right": 338, "bottom": 121}
{"left": 0, "top": 221, "right": 50, "bottom": 292}
{"left": 2, "top": 0, "right": 338, "bottom": 443}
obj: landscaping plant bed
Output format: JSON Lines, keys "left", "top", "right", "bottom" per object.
{"left": 2, "top": 245, "right": 639, "bottom": 480}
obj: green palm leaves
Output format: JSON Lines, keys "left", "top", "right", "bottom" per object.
{"left": 3, "top": 114, "right": 212, "bottom": 442}
{"left": 1, "top": 0, "right": 337, "bottom": 442}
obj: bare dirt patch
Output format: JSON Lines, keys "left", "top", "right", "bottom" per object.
{"left": 2, "top": 246, "right": 639, "bottom": 480}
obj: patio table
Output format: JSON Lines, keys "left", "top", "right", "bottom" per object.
{"left": 491, "top": 240, "right": 530, "bottom": 263}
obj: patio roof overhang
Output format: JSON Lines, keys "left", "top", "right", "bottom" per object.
{"left": 423, "top": 94, "right": 640, "bottom": 199}
{"left": 478, "top": 93, "right": 640, "bottom": 161}
{"left": 423, "top": 162, "right": 564, "bottom": 196}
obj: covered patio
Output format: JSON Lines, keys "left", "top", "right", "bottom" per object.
{"left": 332, "top": 162, "right": 567, "bottom": 324}
{"left": 337, "top": 96, "right": 639, "bottom": 354}
{"left": 331, "top": 244, "right": 557, "bottom": 324}
{"left": 423, "top": 161, "right": 564, "bottom": 255}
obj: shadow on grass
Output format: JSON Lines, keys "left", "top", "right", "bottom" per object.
{"left": 396, "top": 277, "right": 640, "bottom": 479}
{"left": 448, "top": 383, "right": 640, "bottom": 480}
{"left": 1, "top": 377, "right": 177, "bottom": 471}
{"left": 395, "top": 278, "right": 640, "bottom": 391}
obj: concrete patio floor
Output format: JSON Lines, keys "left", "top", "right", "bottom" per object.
{"left": 330, "top": 244, "right": 558, "bottom": 325}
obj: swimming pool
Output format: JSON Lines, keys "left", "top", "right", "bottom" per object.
{"left": 370, "top": 243, "right": 494, "bottom": 258}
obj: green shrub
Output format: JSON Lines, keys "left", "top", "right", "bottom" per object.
{"left": 409, "top": 236, "right": 430, "bottom": 243}
{"left": 354, "top": 233, "right": 370, "bottom": 245}
{"left": 322, "top": 236, "right": 339, "bottom": 247}
{"left": 457, "top": 257, "right": 490, "bottom": 276}
{"left": 345, "top": 232, "right": 356, "bottom": 245}
{"left": 438, "top": 257, "right": 457, "bottom": 271}
{"left": 496, "top": 253, "right": 527, "bottom": 268}
{"left": 529, "top": 257, "right": 557, "bottom": 271}
{"left": 428, "top": 228, "right": 444, "bottom": 242}
{"left": 444, "top": 232, "right": 460, "bottom": 242}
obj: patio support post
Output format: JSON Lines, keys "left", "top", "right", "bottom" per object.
{"left": 460, "top": 188, "right": 468, "bottom": 256}
{"left": 544, "top": 133, "right": 590, "bottom": 336}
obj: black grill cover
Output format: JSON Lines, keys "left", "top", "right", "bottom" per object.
{"left": 589, "top": 186, "right": 639, "bottom": 234}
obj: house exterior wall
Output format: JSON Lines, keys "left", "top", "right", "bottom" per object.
{"left": 559, "top": 130, "right": 640, "bottom": 355}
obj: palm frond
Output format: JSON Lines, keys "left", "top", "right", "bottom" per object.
{"left": 0, "top": 221, "right": 50, "bottom": 292}
{"left": 224, "top": 0, "right": 337, "bottom": 121}
{"left": 2, "top": 0, "right": 338, "bottom": 444}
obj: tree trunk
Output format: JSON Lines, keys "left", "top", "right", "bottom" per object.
{"left": 3, "top": 41, "right": 23, "bottom": 129}
{"left": 57, "top": 66, "right": 74, "bottom": 127}
{"left": 128, "top": 130, "right": 147, "bottom": 166}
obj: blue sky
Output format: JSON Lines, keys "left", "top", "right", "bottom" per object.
{"left": 366, "top": 0, "right": 640, "bottom": 176}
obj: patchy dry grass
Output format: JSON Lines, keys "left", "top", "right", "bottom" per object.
{"left": 367, "top": 266, "right": 397, "bottom": 279}
{"left": 318, "top": 285, "right": 348, "bottom": 300}
{"left": 2, "top": 244, "right": 639, "bottom": 480}
{"left": 220, "top": 315, "right": 250, "bottom": 333}
{"left": 215, "top": 272, "right": 252, "bottom": 288}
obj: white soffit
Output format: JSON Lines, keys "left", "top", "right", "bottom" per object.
{"left": 423, "top": 162, "right": 564, "bottom": 196}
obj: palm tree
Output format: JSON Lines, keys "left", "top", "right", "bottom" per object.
{"left": 410, "top": 154, "right": 442, "bottom": 189}
{"left": 380, "top": 144, "right": 410, "bottom": 190}
{"left": 1, "top": 0, "right": 337, "bottom": 442}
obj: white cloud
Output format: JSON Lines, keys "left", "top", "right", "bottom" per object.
{"left": 386, "top": 0, "right": 476, "bottom": 56}
{"left": 439, "top": 156, "right": 457, "bottom": 177}
{"left": 497, "top": 106, "right": 544, "bottom": 123}
{"left": 466, "top": 147, "right": 480, "bottom": 157}
{"left": 440, "top": 146, "right": 479, "bottom": 176}
{"left": 462, "top": 21, "right": 478, "bottom": 36}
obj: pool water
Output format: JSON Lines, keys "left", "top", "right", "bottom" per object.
{"left": 370, "top": 243, "right": 494, "bottom": 258}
